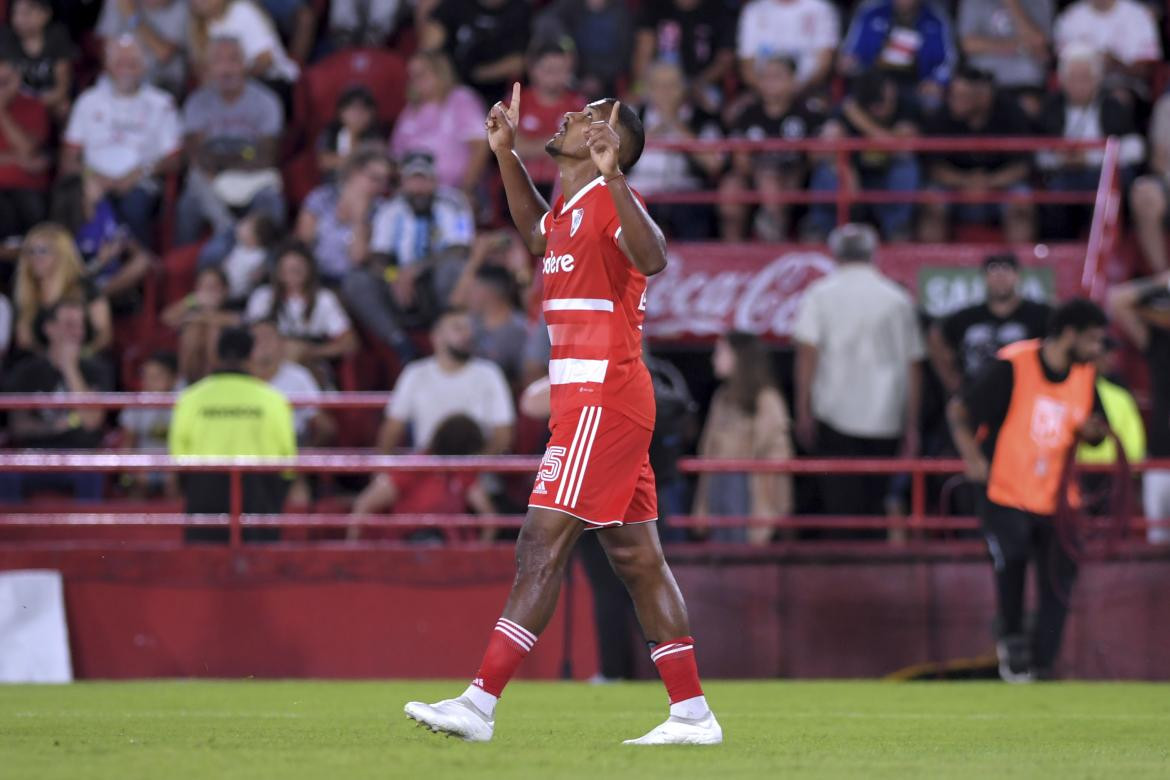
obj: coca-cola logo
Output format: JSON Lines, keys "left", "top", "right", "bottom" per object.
{"left": 645, "top": 250, "right": 835, "bottom": 340}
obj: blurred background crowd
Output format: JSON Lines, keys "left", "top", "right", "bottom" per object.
{"left": 0, "top": 0, "right": 1167, "bottom": 543}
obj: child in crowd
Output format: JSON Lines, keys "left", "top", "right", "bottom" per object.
{"left": 162, "top": 266, "right": 241, "bottom": 382}
{"left": 73, "top": 170, "right": 154, "bottom": 301}
{"left": 317, "top": 85, "right": 387, "bottom": 182}
{"left": 118, "top": 351, "right": 180, "bottom": 497}
{"left": 198, "top": 212, "right": 281, "bottom": 305}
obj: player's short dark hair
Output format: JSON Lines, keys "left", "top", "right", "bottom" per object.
{"left": 144, "top": 350, "right": 179, "bottom": 377}
{"left": 1047, "top": 298, "right": 1107, "bottom": 337}
{"left": 216, "top": 327, "right": 255, "bottom": 365}
{"left": 428, "top": 413, "right": 486, "bottom": 456}
{"left": 599, "top": 99, "right": 646, "bottom": 173}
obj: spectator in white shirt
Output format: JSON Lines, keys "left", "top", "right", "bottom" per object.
{"left": 1053, "top": 0, "right": 1161, "bottom": 92}
{"left": 249, "top": 317, "right": 335, "bottom": 445}
{"left": 793, "top": 223, "right": 924, "bottom": 516}
{"left": 189, "top": 0, "right": 299, "bottom": 87}
{"left": 377, "top": 307, "right": 515, "bottom": 454}
{"left": 60, "top": 35, "right": 182, "bottom": 246}
{"left": 245, "top": 242, "right": 358, "bottom": 368}
{"left": 736, "top": 0, "right": 839, "bottom": 94}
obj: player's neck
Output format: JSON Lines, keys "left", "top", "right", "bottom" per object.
{"left": 558, "top": 161, "right": 603, "bottom": 204}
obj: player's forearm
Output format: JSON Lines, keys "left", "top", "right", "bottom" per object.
{"left": 496, "top": 149, "right": 550, "bottom": 254}
{"left": 607, "top": 175, "right": 667, "bottom": 276}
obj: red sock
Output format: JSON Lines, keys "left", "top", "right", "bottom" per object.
{"left": 472, "top": 618, "right": 537, "bottom": 697}
{"left": 650, "top": 637, "right": 704, "bottom": 703}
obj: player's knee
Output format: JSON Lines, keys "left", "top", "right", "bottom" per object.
{"left": 606, "top": 544, "right": 663, "bottom": 583}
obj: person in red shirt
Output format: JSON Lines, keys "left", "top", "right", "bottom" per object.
{"left": 350, "top": 413, "right": 495, "bottom": 542}
{"left": 513, "top": 41, "right": 582, "bottom": 195}
{"left": 0, "top": 57, "right": 51, "bottom": 241}
{"left": 404, "top": 86, "right": 721, "bottom": 746}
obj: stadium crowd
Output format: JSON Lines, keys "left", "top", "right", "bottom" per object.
{"left": 0, "top": 0, "right": 1168, "bottom": 545}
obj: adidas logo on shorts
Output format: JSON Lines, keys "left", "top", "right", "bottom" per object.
{"left": 533, "top": 480, "right": 548, "bottom": 495}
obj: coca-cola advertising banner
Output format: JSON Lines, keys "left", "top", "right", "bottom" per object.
{"left": 645, "top": 243, "right": 1087, "bottom": 342}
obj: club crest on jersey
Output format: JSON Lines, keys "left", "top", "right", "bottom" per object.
{"left": 570, "top": 208, "right": 584, "bottom": 237}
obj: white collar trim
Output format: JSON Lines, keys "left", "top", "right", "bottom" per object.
{"left": 560, "top": 176, "right": 606, "bottom": 215}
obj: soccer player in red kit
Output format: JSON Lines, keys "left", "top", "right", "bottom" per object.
{"left": 404, "top": 84, "right": 722, "bottom": 745}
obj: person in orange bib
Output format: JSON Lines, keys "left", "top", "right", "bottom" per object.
{"left": 948, "top": 298, "right": 1109, "bottom": 682}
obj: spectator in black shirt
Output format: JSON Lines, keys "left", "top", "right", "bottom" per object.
{"left": 422, "top": 0, "right": 530, "bottom": 103}
{"left": 1107, "top": 271, "right": 1170, "bottom": 543}
{"left": 0, "top": 0, "right": 76, "bottom": 120}
{"left": 632, "top": 0, "right": 735, "bottom": 114}
{"left": 719, "top": 56, "right": 822, "bottom": 241}
{"left": 0, "top": 299, "right": 111, "bottom": 501}
{"left": 919, "top": 65, "right": 1035, "bottom": 243}
{"left": 928, "top": 252, "right": 1052, "bottom": 395}
{"left": 317, "top": 86, "right": 387, "bottom": 183}
{"left": 806, "top": 71, "right": 921, "bottom": 240}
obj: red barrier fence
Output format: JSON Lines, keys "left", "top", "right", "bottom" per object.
{"left": 0, "top": 453, "right": 1163, "bottom": 550}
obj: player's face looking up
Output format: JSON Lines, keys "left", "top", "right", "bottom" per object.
{"left": 546, "top": 100, "right": 634, "bottom": 169}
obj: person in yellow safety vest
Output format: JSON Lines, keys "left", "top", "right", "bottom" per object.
{"left": 948, "top": 299, "right": 1109, "bottom": 683}
{"left": 1077, "top": 337, "right": 1146, "bottom": 466}
{"left": 169, "top": 326, "right": 296, "bottom": 543}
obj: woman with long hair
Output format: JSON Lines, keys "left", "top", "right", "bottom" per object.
{"left": 244, "top": 241, "right": 357, "bottom": 366}
{"left": 390, "top": 50, "right": 489, "bottom": 195}
{"left": 692, "top": 330, "right": 793, "bottom": 545}
{"left": 13, "top": 222, "right": 112, "bottom": 353}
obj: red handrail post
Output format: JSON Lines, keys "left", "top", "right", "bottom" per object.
{"left": 229, "top": 468, "right": 242, "bottom": 549}
{"left": 1082, "top": 136, "right": 1121, "bottom": 301}
{"left": 835, "top": 146, "right": 850, "bottom": 227}
{"left": 910, "top": 469, "right": 926, "bottom": 532}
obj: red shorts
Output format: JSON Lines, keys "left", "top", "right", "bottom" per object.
{"left": 528, "top": 405, "right": 658, "bottom": 527}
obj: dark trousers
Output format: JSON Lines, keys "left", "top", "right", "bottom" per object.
{"left": 816, "top": 421, "right": 900, "bottom": 516}
{"left": 180, "top": 473, "right": 289, "bottom": 543}
{"left": 0, "top": 471, "right": 104, "bottom": 501}
{"left": 980, "top": 497, "right": 1078, "bottom": 672}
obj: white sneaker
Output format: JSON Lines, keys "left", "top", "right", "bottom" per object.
{"left": 404, "top": 696, "right": 494, "bottom": 742}
{"left": 623, "top": 712, "right": 723, "bottom": 745}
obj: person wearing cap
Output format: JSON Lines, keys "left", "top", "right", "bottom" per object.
{"left": 1107, "top": 271, "right": 1170, "bottom": 543}
{"left": 175, "top": 35, "right": 285, "bottom": 247}
{"left": 792, "top": 223, "right": 925, "bottom": 517}
{"left": 168, "top": 325, "right": 296, "bottom": 542}
{"left": 341, "top": 150, "right": 475, "bottom": 355}
{"left": 929, "top": 252, "right": 1052, "bottom": 397}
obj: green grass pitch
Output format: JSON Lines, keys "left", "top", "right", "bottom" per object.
{"left": 2, "top": 680, "right": 1168, "bottom": 779}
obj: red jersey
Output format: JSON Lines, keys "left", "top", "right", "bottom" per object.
{"left": 538, "top": 176, "right": 655, "bottom": 431}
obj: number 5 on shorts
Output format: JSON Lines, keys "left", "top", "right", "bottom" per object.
{"left": 539, "top": 446, "right": 567, "bottom": 482}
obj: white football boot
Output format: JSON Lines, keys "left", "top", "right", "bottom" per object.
{"left": 404, "top": 696, "right": 494, "bottom": 742}
{"left": 623, "top": 712, "right": 723, "bottom": 745}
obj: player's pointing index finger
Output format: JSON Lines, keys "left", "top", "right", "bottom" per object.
{"left": 609, "top": 101, "right": 621, "bottom": 129}
{"left": 510, "top": 82, "right": 521, "bottom": 115}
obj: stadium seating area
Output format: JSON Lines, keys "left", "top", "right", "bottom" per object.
{"left": 0, "top": 0, "right": 1168, "bottom": 541}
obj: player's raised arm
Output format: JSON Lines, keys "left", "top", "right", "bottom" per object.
{"left": 585, "top": 102, "right": 668, "bottom": 276}
{"left": 486, "top": 82, "right": 551, "bottom": 255}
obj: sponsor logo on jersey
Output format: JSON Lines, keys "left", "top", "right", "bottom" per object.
{"left": 542, "top": 252, "right": 575, "bottom": 275}
{"left": 570, "top": 207, "right": 584, "bottom": 237}
{"left": 533, "top": 480, "right": 548, "bottom": 495}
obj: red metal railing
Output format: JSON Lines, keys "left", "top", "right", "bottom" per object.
{"left": 0, "top": 453, "right": 1162, "bottom": 550}
{"left": 1082, "top": 137, "right": 1122, "bottom": 301}
{"left": 642, "top": 136, "right": 1110, "bottom": 228}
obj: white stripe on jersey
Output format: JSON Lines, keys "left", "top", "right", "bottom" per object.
{"left": 543, "top": 298, "right": 615, "bottom": 312}
{"left": 549, "top": 358, "right": 609, "bottom": 385}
